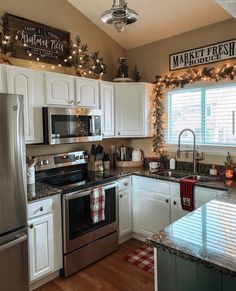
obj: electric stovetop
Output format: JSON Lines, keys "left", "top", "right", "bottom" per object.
{"left": 36, "top": 166, "right": 116, "bottom": 193}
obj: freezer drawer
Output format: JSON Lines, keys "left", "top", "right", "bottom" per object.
{"left": 0, "top": 228, "right": 29, "bottom": 291}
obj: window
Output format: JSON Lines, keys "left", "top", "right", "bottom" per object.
{"left": 167, "top": 84, "right": 236, "bottom": 146}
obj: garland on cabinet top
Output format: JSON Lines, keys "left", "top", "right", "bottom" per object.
{"left": 153, "top": 63, "right": 236, "bottom": 157}
{"left": 0, "top": 18, "right": 107, "bottom": 79}
{"left": 65, "top": 35, "right": 107, "bottom": 78}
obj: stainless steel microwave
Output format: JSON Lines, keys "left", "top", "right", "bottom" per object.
{"left": 43, "top": 107, "right": 102, "bottom": 145}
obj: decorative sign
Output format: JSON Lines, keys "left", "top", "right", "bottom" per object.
{"left": 169, "top": 39, "right": 236, "bottom": 71}
{"left": 4, "top": 13, "right": 70, "bottom": 65}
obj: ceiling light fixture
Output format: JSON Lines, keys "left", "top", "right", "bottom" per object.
{"left": 101, "top": 0, "right": 138, "bottom": 32}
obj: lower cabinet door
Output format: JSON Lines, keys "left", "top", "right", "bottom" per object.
{"left": 171, "top": 198, "right": 189, "bottom": 223}
{"left": 119, "top": 189, "right": 132, "bottom": 238}
{"left": 28, "top": 213, "right": 54, "bottom": 282}
{"left": 133, "top": 190, "right": 170, "bottom": 237}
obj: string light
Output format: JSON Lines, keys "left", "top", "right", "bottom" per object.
{"left": 153, "top": 63, "right": 236, "bottom": 156}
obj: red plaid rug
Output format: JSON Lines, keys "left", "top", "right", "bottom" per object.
{"left": 124, "top": 244, "right": 154, "bottom": 273}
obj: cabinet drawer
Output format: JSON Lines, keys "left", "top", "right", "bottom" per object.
{"left": 133, "top": 176, "right": 170, "bottom": 195}
{"left": 28, "top": 198, "right": 53, "bottom": 219}
{"left": 118, "top": 177, "right": 132, "bottom": 192}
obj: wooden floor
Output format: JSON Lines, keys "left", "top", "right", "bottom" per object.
{"left": 36, "top": 239, "right": 154, "bottom": 291}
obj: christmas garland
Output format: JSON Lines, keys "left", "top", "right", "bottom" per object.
{"left": 153, "top": 63, "right": 236, "bottom": 157}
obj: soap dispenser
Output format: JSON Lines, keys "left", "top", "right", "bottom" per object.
{"left": 170, "top": 155, "right": 176, "bottom": 170}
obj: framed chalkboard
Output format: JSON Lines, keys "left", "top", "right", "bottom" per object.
{"left": 3, "top": 13, "right": 71, "bottom": 65}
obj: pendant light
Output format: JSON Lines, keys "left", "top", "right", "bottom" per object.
{"left": 101, "top": 0, "right": 138, "bottom": 32}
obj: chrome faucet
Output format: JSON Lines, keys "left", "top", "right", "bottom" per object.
{"left": 177, "top": 129, "right": 204, "bottom": 173}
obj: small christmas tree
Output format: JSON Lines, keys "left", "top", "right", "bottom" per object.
{"left": 67, "top": 35, "right": 90, "bottom": 76}
{"left": 90, "top": 51, "right": 107, "bottom": 79}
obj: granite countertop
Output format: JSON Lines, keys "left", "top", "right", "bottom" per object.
{"left": 27, "top": 167, "right": 232, "bottom": 202}
{"left": 148, "top": 189, "right": 236, "bottom": 276}
{"left": 27, "top": 182, "right": 62, "bottom": 202}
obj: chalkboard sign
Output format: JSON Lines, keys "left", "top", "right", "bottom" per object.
{"left": 4, "top": 13, "right": 71, "bottom": 65}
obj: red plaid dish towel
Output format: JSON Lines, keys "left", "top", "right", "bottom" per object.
{"left": 180, "top": 179, "right": 197, "bottom": 211}
{"left": 90, "top": 187, "right": 105, "bottom": 224}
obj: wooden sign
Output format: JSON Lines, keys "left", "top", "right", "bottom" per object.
{"left": 4, "top": 13, "right": 70, "bottom": 65}
{"left": 169, "top": 39, "right": 236, "bottom": 71}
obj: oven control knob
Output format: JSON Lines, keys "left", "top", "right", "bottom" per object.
{"left": 37, "top": 160, "right": 43, "bottom": 167}
{"left": 43, "top": 160, "right": 49, "bottom": 165}
{"left": 75, "top": 156, "right": 80, "bottom": 160}
{"left": 80, "top": 155, "right": 84, "bottom": 159}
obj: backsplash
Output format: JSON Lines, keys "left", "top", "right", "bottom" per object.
{"left": 26, "top": 138, "right": 131, "bottom": 158}
{"left": 176, "top": 161, "right": 225, "bottom": 176}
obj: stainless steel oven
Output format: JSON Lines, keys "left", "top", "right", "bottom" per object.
{"left": 62, "top": 181, "right": 118, "bottom": 277}
{"left": 43, "top": 107, "right": 102, "bottom": 144}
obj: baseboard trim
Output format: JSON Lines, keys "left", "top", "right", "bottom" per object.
{"left": 30, "top": 270, "right": 60, "bottom": 291}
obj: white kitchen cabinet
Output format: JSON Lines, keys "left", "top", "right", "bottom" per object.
{"left": 170, "top": 182, "right": 188, "bottom": 223}
{"left": 114, "top": 83, "right": 154, "bottom": 137}
{"left": 171, "top": 197, "right": 189, "bottom": 223}
{"left": 99, "top": 81, "right": 114, "bottom": 136}
{"left": 28, "top": 213, "right": 54, "bottom": 282}
{"left": 0, "top": 65, "right": 44, "bottom": 144}
{"left": 133, "top": 189, "right": 170, "bottom": 237}
{"left": 76, "top": 77, "right": 99, "bottom": 108}
{"left": 5, "top": 66, "right": 35, "bottom": 142}
{"left": 45, "top": 72, "right": 75, "bottom": 106}
{"left": 118, "top": 177, "right": 132, "bottom": 240}
{"left": 133, "top": 176, "right": 171, "bottom": 237}
{"left": 28, "top": 195, "right": 62, "bottom": 284}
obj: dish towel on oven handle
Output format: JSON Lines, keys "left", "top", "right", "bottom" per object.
{"left": 90, "top": 187, "right": 105, "bottom": 224}
{"left": 180, "top": 178, "right": 197, "bottom": 212}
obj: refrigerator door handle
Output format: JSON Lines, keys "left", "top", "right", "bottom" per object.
{"left": 0, "top": 235, "right": 27, "bottom": 252}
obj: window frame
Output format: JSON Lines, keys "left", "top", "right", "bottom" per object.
{"left": 165, "top": 81, "right": 236, "bottom": 156}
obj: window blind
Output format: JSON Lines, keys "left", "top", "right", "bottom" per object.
{"left": 167, "top": 84, "right": 236, "bottom": 146}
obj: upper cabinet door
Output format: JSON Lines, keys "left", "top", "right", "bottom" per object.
{"left": 115, "top": 83, "right": 145, "bottom": 137}
{"left": 99, "top": 81, "right": 114, "bottom": 136}
{"left": 6, "top": 66, "right": 34, "bottom": 142}
{"left": 76, "top": 78, "right": 99, "bottom": 108}
{"left": 45, "top": 72, "right": 75, "bottom": 106}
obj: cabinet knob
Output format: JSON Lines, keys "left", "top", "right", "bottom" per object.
{"left": 40, "top": 206, "right": 44, "bottom": 212}
{"left": 166, "top": 199, "right": 169, "bottom": 203}
{"left": 173, "top": 201, "right": 176, "bottom": 205}
{"left": 78, "top": 101, "right": 81, "bottom": 105}
{"left": 69, "top": 100, "right": 74, "bottom": 105}
{"left": 124, "top": 182, "right": 128, "bottom": 186}
{"left": 120, "top": 194, "right": 123, "bottom": 198}
{"left": 118, "top": 131, "right": 120, "bottom": 136}
{"left": 29, "top": 224, "right": 34, "bottom": 229}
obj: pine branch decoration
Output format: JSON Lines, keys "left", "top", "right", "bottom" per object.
{"left": 153, "top": 63, "right": 236, "bottom": 157}
{"left": 67, "top": 35, "right": 90, "bottom": 76}
{"left": 90, "top": 51, "right": 107, "bottom": 79}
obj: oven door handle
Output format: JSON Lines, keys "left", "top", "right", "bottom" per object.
{"left": 64, "top": 190, "right": 91, "bottom": 200}
{"left": 64, "top": 181, "right": 118, "bottom": 201}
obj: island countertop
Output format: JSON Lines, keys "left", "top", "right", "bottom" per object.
{"left": 148, "top": 189, "right": 236, "bottom": 276}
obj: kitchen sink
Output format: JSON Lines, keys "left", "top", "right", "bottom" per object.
{"left": 186, "top": 175, "right": 221, "bottom": 183}
{"left": 157, "top": 171, "right": 189, "bottom": 179}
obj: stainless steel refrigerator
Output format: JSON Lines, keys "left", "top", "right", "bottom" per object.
{"left": 0, "top": 93, "right": 29, "bottom": 291}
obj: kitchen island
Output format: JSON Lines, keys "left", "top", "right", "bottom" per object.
{"left": 149, "top": 189, "right": 236, "bottom": 291}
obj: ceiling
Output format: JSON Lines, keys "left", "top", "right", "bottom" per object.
{"left": 67, "top": 0, "right": 232, "bottom": 50}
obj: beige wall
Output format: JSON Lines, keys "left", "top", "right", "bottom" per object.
{"left": 0, "top": 0, "right": 128, "bottom": 158}
{"left": 0, "top": 0, "right": 125, "bottom": 81}
{"left": 126, "top": 18, "right": 236, "bottom": 82}
{"left": 127, "top": 19, "right": 236, "bottom": 164}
